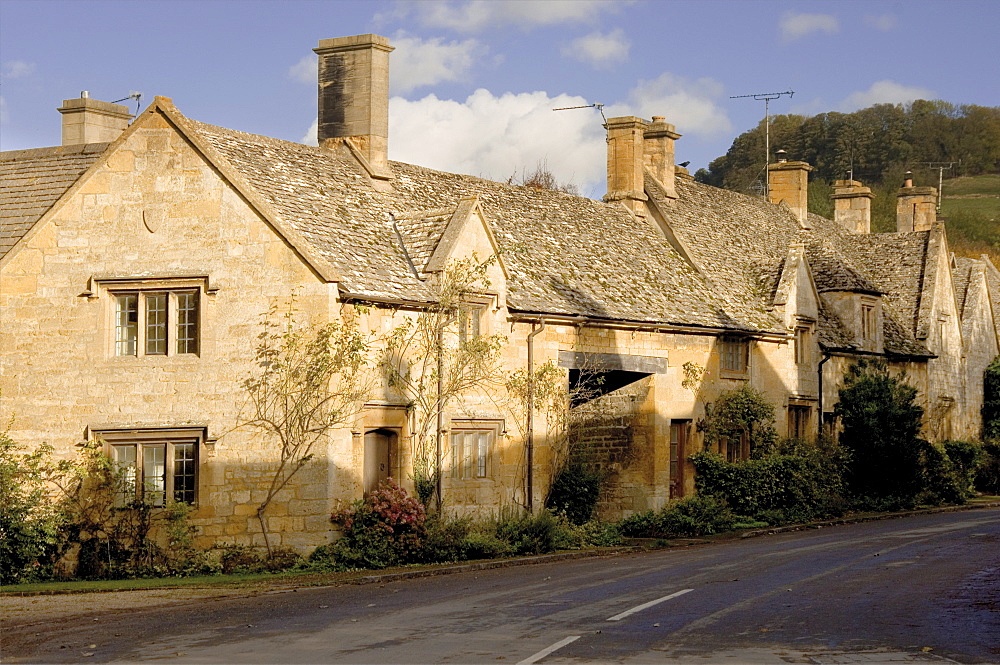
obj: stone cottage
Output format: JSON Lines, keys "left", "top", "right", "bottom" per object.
{"left": 2, "top": 33, "right": 997, "bottom": 550}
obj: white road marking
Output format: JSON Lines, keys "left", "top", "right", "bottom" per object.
{"left": 516, "top": 635, "right": 581, "bottom": 665}
{"left": 607, "top": 588, "right": 694, "bottom": 621}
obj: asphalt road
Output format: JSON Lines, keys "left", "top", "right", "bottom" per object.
{"left": 4, "top": 508, "right": 999, "bottom": 664}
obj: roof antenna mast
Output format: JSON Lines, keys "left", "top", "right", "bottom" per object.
{"left": 730, "top": 90, "right": 794, "bottom": 198}
{"left": 112, "top": 91, "right": 143, "bottom": 118}
{"left": 553, "top": 102, "right": 607, "bottom": 124}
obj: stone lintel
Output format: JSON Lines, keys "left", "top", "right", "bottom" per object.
{"left": 558, "top": 350, "right": 668, "bottom": 374}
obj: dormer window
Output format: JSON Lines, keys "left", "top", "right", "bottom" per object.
{"left": 861, "top": 303, "right": 877, "bottom": 343}
{"left": 458, "top": 302, "right": 486, "bottom": 343}
{"left": 794, "top": 323, "right": 813, "bottom": 365}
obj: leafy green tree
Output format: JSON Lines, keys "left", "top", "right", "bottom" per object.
{"left": 703, "top": 385, "right": 778, "bottom": 457}
{"left": 834, "top": 359, "right": 924, "bottom": 501}
{"left": 984, "top": 355, "right": 1000, "bottom": 441}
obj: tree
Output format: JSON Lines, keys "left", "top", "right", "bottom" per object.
{"left": 380, "top": 256, "right": 506, "bottom": 508}
{"left": 239, "top": 303, "right": 371, "bottom": 554}
{"left": 984, "top": 355, "right": 1000, "bottom": 441}
{"left": 702, "top": 385, "right": 778, "bottom": 459}
{"left": 834, "top": 359, "right": 924, "bottom": 501}
{"left": 507, "top": 160, "right": 580, "bottom": 195}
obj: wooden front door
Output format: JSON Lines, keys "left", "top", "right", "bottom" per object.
{"left": 363, "top": 429, "right": 393, "bottom": 494}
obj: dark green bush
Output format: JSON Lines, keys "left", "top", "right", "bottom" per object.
{"left": 218, "top": 544, "right": 264, "bottom": 574}
{"left": 976, "top": 442, "right": 1000, "bottom": 494}
{"left": 546, "top": 462, "right": 603, "bottom": 525}
{"left": 690, "top": 444, "right": 845, "bottom": 523}
{"left": 834, "top": 359, "right": 924, "bottom": 501}
{"left": 618, "top": 496, "right": 737, "bottom": 538}
{"left": 419, "top": 515, "right": 472, "bottom": 563}
{"left": 983, "top": 356, "right": 1000, "bottom": 441}
{"left": 494, "top": 508, "right": 560, "bottom": 555}
{"left": 460, "top": 531, "right": 514, "bottom": 559}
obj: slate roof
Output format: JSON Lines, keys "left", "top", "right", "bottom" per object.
{"left": 0, "top": 143, "right": 108, "bottom": 260}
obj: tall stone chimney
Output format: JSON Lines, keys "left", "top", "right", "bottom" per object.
{"left": 57, "top": 92, "right": 132, "bottom": 146}
{"left": 314, "top": 34, "right": 394, "bottom": 179}
{"left": 644, "top": 116, "right": 681, "bottom": 200}
{"left": 896, "top": 171, "right": 937, "bottom": 232}
{"left": 832, "top": 179, "right": 873, "bottom": 233}
{"left": 604, "top": 116, "right": 649, "bottom": 216}
{"left": 768, "top": 150, "right": 813, "bottom": 227}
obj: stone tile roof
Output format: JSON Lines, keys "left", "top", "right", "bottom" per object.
{"left": 393, "top": 208, "right": 453, "bottom": 275}
{"left": 846, "top": 232, "right": 930, "bottom": 337}
{"left": 952, "top": 256, "right": 976, "bottom": 316}
{"left": 0, "top": 143, "right": 108, "bottom": 260}
{"left": 190, "top": 121, "right": 748, "bottom": 331}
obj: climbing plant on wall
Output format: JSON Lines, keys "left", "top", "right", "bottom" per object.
{"left": 702, "top": 385, "right": 778, "bottom": 457}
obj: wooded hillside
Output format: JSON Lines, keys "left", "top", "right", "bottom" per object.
{"left": 697, "top": 100, "right": 999, "bottom": 261}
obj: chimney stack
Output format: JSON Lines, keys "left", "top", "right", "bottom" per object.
{"left": 644, "top": 116, "right": 681, "bottom": 200}
{"left": 315, "top": 34, "right": 394, "bottom": 179}
{"left": 767, "top": 151, "right": 814, "bottom": 227}
{"left": 896, "top": 171, "right": 937, "bottom": 232}
{"left": 604, "top": 116, "right": 649, "bottom": 216}
{"left": 57, "top": 92, "right": 132, "bottom": 145}
{"left": 832, "top": 179, "right": 873, "bottom": 234}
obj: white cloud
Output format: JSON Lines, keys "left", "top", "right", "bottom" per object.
{"left": 779, "top": 11, "right": 839, "bottom": 41}
{"left": 288, "top": 54, "right": 316, "bottom": 84}
{"left": 615, "top": 73, "right": 732, "bottom": 139}
{"left": 393, "top": 0, "right": 626, "bottom": 33}
{"left": 838, "top": 80, "right": 935, "bottom": 111}
{"left": 1, "top": 60, "right": 36, "bottom": 79}
{"left": 0, "top": 96, "right": 8, "bottom": 124}
{"left": 387, "top": 89, "right": 608, "bottom": 194}
{"left": 561, "top": 29, "right": 630, "bottom": 69}
{"left": 864, "top": 13, "right": 897, "bottom": 31}
{"left": 390, "top": 32, "right": 483, "bottom": 94}
{"left": 287, "top": 35, "right": 482, "bottom": 95}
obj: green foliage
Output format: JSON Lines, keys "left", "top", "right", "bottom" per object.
{"left": 834, "top": 359, "right": 925, "bottom": 502}
{"left": 918, "top": 442, "right": 972, "bottom": 506}
{"left": 379, "top": 256, "right": 507, "bottom": 505}
{"left": 492, "top": 507, "right": 561, "bottom": 555}
{"left": 241, "top": 302, "right": 372, "bottom": 554}
{"left": 703, "top": 385, "right": 778, "bottom": 456}
{"left": 329, "top": 478, "right": 427, "bottom": 569}
{"left": 704, "top": 101, "right": 1000, "bottom": 192}
{"left": 984, "top": 356, "right": 1000, "bottom": 441}
{"left": 690, "top": 441, "right": 846, "bottom": 523}
{"left": 617, "top": 496, "right": 738, "bottom": 538}
{"left": 0, "top": 433, "right": 64, "bottom": 584}
{"left": 976, "top": 442, "right": 1000, "bottom": 494}
{"left": 546, "top": 462, "right": 603, "bottom": 525}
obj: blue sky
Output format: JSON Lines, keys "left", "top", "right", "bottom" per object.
{"left": 2, "top": 0, "right": 997, "bottom": 197}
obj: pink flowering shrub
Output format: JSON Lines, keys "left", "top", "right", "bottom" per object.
{"left": 329, "top": 478, "right": 426, "bottom": 569}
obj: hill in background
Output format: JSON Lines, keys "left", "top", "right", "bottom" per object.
{"left": 698, "top": 101, "right": 999, "bottom": 264}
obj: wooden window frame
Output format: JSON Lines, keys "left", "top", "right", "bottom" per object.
{"left": 93, "top": 428, "right": 203, "bottom": 506}
{"left": 720, "top": 337, "right": 750, "bottom": 375}
{"left": 100, "top": 277, "right": 205, "bottom": 358}
{"left": 449, "top": 421, "right": 501, "bottom": 480}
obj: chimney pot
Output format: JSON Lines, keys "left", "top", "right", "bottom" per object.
{"left": 776, "top": 149, "right": 788, "bottom": 163}
{"left": 81, "top": 90, "right": 89, "bottom": 98}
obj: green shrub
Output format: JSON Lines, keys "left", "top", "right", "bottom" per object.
{"left": 983, "top": 356, "right": 1000, "bottom": 440}
{"left": 546, "top": 462, "right": 603, "bottom": 525}
{"left": 460, "top": 531, "right": 514, "bottom": 559}
{"left": 976, "top": 442, "right": 1000, "bottom": 494}
{"left": 617, "top": 496, "right": 737, "bottom": 538}
{"left": 419, "top": 515, "right": 472, "bottom": 563}
{"left": 690, "top": 443, "right": 845, "bottom": 523}
{"left": 493, "top": 507, "right": 560, "bottom": 555}
{"left": 218, "top": 544, "right": 264, "bottom": 574}
{"left": 0, "top": 436, "right": 64, "bottom": 584}
{"left": 329, "top": 478, "right": 427, "bottom": 569}
{"left": 834, "top": 359, "right": 924, "bottom": 501}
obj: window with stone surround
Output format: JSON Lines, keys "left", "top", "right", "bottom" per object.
{"left": 449, "top": 421, "right": 500, "bottom": 479}
{"left": 794, "top": 324, "right": 813, "bottom": 365}
{"left": 95, "top": 428, "right": 202, "bottom": 506}
{"left": 93, "top": 276, "right": 208, "bottom": 357}
{"left": 860, "top": 300, "right": 878, "bottom": 346}
{"left": 458, "top": 300, "right": 488, "bottom": 344}
{"left": 720, "top": 337, "right": 750, "bottom": 374}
